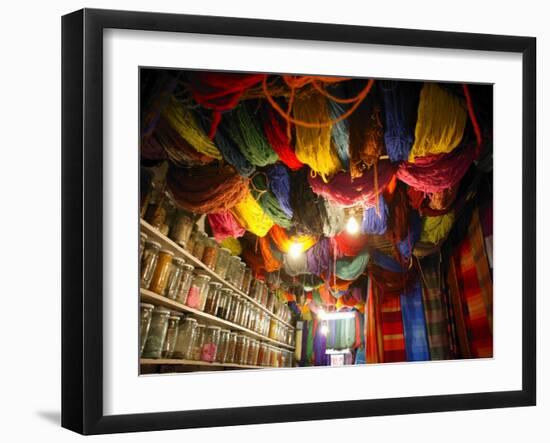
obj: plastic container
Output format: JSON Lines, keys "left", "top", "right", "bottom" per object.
{"left": 170, "top": 210, "right": 195, "bottom": 248}
{"left": 142, "top": 306, "right": 171, "bottom": 359}
{"left": 204, "top": 281, "right": 222, "bottom": 316}
{"left": 174, "top": 263, "right": 194, "bottom": 305}
{"left": 191, "top": 231, "right": 207, "bottom": 262}
{"left": 185, "top": 273, "right": 211, "bottom": 310}
{"left": 214, "top": 247, "right": 231, "bottom": 279}
{"left": 202, "top": 237, "right": 219, "bottom": 270}
{"left": 140, "top": 240, "right": 161, "bottom": 289}
{"left": 139, "top": 303, "right": 155, "bottom": 357}
{"left": 172, "top": 317, "right": 197, "bottom": 359}
{"left": 161, "top": 313, "right": 182, "bottom": 358}
{"left": 201, "top": 326, "right": 221, "bottom": 362}
{"left": 215, "top": 329, "right": 231, "bottom": 363}
{"left": 190, "top": 324, "right": 205, "bottom": 361}
{"left": 164, "top": 257, "right": 185, "bottom": 299}
{"left": 148, "top": 249, "right": 174, "bottom": 294}
{"left": 225, "top": 332, "right": 238, "bottom": 363}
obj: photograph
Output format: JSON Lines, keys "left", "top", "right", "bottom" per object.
{"left": 138, "top": 68, "right": 493, "bottom": 375}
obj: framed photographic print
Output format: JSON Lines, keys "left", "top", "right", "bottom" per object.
{"left": 61, "top": 8, "right": 536, "bottom": 435}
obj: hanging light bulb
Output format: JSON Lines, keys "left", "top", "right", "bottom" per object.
{"left": 345, "top": 215, "right": 360, "bottom": 235}
{"left": 288, "top": 241, "right": 303, "bottom": 258}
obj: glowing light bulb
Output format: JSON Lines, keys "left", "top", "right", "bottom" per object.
{"left": 346, "top": 216, "right": 360, "bottom": 235}
{"left": 288, "top": 242, "right": 303, "bottom": 258}
{"left": 320, "top": 322, "right": 329, "bottom": 336}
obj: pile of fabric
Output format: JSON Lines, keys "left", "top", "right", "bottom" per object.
{"left": 141, "top": 69, "right": 493, "bottom": 364}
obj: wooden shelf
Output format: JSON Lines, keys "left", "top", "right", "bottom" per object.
{"left": 140, "top": 358, "right": 264, "bottom": 370}
{"left": 141, "top": 219, "right": 295, "bottom": 329}
{"left": 141, "top": 288, "right": 295, "bottom": 350}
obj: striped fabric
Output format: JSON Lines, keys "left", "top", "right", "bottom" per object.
{"left": 446, "top": 258, "right": 472, "bottom": 358}
{"left": 366, "top": 280, "right": 384, "bottom": 363}
{"left": 380, "top": 292, "right": 407, "bottom": 362}
{"left": 418, "top": 255, "right": 451, "bottom": 360}
{"left": 400, "top": 280, "right": 430, "bottom": 361}
{"left": 452, "top": 208, "right": 493, "bottom": 358}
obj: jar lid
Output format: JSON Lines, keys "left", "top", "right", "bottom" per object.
{"left": 140, "top": 232, "right": 148, "bottom": 239}
{"left": 209, "top": 281, "right": 222, "bottom": 288}
{"left": 230, "top": 332, "right": 238, "bottom": 336}
{"left": 183, "top": 317, "right": 197, "bottom": 323}
{"left": 153, "top": 306, "right": 171, "bottom": 314}
{"left": 140, "top": 303, "right": 154, "bottom": 309}
{"left": 194, "top": 273, "right": 211, "bottom": 281}
{"left": 145, "top": 240, "right": 162, "bottom": 248}
{"left": 221, "top": 329, "right": 231, "bottom": 333}
{"left": 182, "top": 263, "right": 194, "bottom": 271}
{"left": 196, "top": 324, "right": 206, "bottom": 328}
{"left": 169, "top": 313, "right": 182, "bottom": 320}
{"left": 220, "top": 247, "right": 231, "bottom": 253}
{"left": 172, "top": 257, "right": 186, "bottom": 266}
{"left": 160, "top": 249, "right": 174, "bottom": 256}
{"left": 220, "top": 288, "right": 233, "bottom": 293}
{"left": 206, "top": 326, "right": 221, "bottom": 330}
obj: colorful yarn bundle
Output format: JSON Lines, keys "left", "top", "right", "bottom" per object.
{"left": 162, "top": 96, "right": 222, "bottom": 160}
{"left": 335, "top": 251, "right": 370, "bottom": 281}
{"left": 306, "top": 237, "right": 332, "bottom": 277}
{"left": 225, "top": 103, "right": 279, "bottom": 167}
{"left": 362, "top": 195, "right": 389, "bottom": 235}
{"left": 409, "top": 83, "right": 467, "bottom": 162}
{"left": 319, "top": 198, "right": 346, "bottom": 237}
{"left": 230, "top": 190, "right": 274, "bottom": 237}
{"left": 167, "top": 163, "right": 248, "bottom": 214}
{"left": 269, "top": 224, "right": 317, "bottom": 254}
{"left": 388, "top": 184, "right": 412, "bottom": 241}
{"left": 259, "top": 236, "right": 282, "bottom": 272}
{"left": 380, "top": 80, "right": 421, "bottom": 162}
{"left": 419, "top": 212, "right": 455, "bottom": 245}
{"left": 348, "top": 93, "right": 385, "bottom": 178}
{"left": 328, "top": 100, "right": 350, "bottom": 169}
{"left": 428, "top": 185, "right": 459, "bottom": 212}
{"left": 207, "top": 211, "right": 245, "bottom": 242}
{"left": 332, "top": 231, "right": 370, "bottom": 258}
{"left": 250, "top": 173, "right": 292, "bottom": 228}
{"left": 397, "top": 142, "right": 476, "bottom": 193}
{"left": 291, "top": 169, "right": 325, "bottom": 235}
{"left": 293, "top": 90, "right": 342, "bottom": 182}
{"left": 214, "top": 123, "right": 256, "bottom": 177}
{"left": 262, "top": 106, "right": 304, "bottom": 170}
{"left": 220, "top": 236, "right": 242, "bottom": 256}
{"left": 397, "top": 212, "right": 421, "bottom": 259}
{"left": 187, "top": 72, "right": 265, "bottom": 138}
{"left": 308, "top": 161, "right": 396, "bottom": 208}
{"left": 266, "top": 164, "right": 293, "bottom": 218}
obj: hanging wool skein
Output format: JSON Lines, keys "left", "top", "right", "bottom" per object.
{"left": 319, "top": 198, "right": 346, "bottom": 237}
{"left": 225, "top": 102, "right": 279, "bottom": 167}
{"left": 309, "top": 161, "right": 397, "bottom": 208}
{"left": 269, "top": 225, "right": 317, "bottom": 254}
{"left": 259, "top": 236, "right": 282, "bottom": 272}
{"left": 230, "top": 190, "right": 274, "bottom": 237}
{"left": 388, "top": 183, "right": 412, "bottom": 242}
{"left": 397, "top": 212, "right": 421, "bottom": 260}
{"left": 207, "top": 211, "right": 246, "bottom": 242}
{"left": 305, "top": 237, "right": 332, "bottom": 277}
{"left": 348, "top": 87, "right": 385, "bottom": 179}
{"left": 379, "top": 80, "right": 422, "bottom": 162}
{"left": 362, "top": 195, "right": 389, "bottom": 235}
{"left": 262, "top": 105, "right": 304, "bottom": 171}
{"left": 214, "top": 122, "right": 256, "bottom": 177}
{"left": 419, "top": 211, "right": 456, "bottom": 245}
{"left": 220, "top": 236, "right": 242, "bottom": 256}
{"left": 335, "top": 251, "right": 370, "bottom": 281}
{"left": 187, "top": 72, "right": 266, "bottom": 139}
{"left": 293, "top": 90, "right": 342, "bottom": 182}
{"left": 328, "top": 99, "right": 350, "bottom": 169}
{"left": 408, "top": 83, "right": 467, "bottom": 162}
{"left": 167, "top": 162, "right": 248, "bottom": 214}
{"left": 266, "top": 164, "right": 293, "bottom": 218}
{"left": 250, "top": 173, "right": 293, "bottom": 228}
{"left": 162, "top": 96, "right": 223, "bottom": 160}
{"left": 291, "top": 169, "right": 325, "bottom": 236}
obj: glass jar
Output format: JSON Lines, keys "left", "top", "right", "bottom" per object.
{"left": 202, "top": 237, "right": 219, "bottom": 270}
{"left": 237, "top": 299, "right": 248, "bottom": 327}
{"left": 146, "top": 192, "right": 175, "bottom": 236}
{"left": 264, "top": 345, "right": 273, "bottom": 367}
{"left": 185, "top": 273, "right": 211, "bottom": 310}
{"left": 144, "top": 191, "right": 168, "bottom": 230}
{"left": 169, "top": 209, "right": 195, "bottom": 248}
{"left": 204, "top": 282, "right": 222, "bottom": 316}
{"left": 241, "top": 267, "right": 253, "bottom": 295}
{"left": 190, "top": 324, "right": 205, "bottom": 361}
{"left": 270, "top": 346, "right": 280, "bottom": 367}
{"left": 185, "top": 225, "right": 198, "bottom": 253}
{"left": 214, "top": 247, "right": 231, "bottom": 279}
{"left": 260, "top": 283, "right": 269, "bottom": 307}
{"left": 140, "top": 240, "right": 161, "bottom": 289}
{"left": 248, "top": 306, "right": 258, "bottom": 332}
{"left": 201, "top": 326, "right": 221, "bottom": 363}
{"left": 142, "top": 306, "right": 171, "bottom": 359}
{"left": 228, "top": 294, "right": 242, "bottom": 325}
{"left": 226, "top": 332, "right": 238, "bottom": 363}
{"left": 148, "top": 249, "right": 174, "bottom": 294}
{"left": 268, "top": 318, "right": 278, "bottom": 340}
{"left": 196, "top": 272, "right": 212, "bottom": 311}
{"left": 139, "top": 233, "right": 148, "bottom": 264}
{"left": 139, "top": 303, "right": 155, "bottom": 357}
{"left": 215, "top": 329, "right": 231, "bottom": 363}
{"left": 216, "top": 288, "right": 232, "bottom": 319}
{"left": 228, "top": 256, "right": 242, "bottom": 286}
{"left": 164, "top": 257, "right": 185, "bottom": 299}
{"left": 266, "top": 291, "right": 275, "bottom": 312}
{"left": 172, "top": 317, "right": 197, "bottom": 359}
{"left": 234, "top": 335, "right": 247, "bottom": 365}
{"left": 234, "top": 262, "right": 246, "bottom": 291}
{"left": 257, "top": 342, "right": 268, "bottom": 367}
{"left": 161, "top": 313, "right": 182, "bottom": 358}
{"left": 247, "top": 339, "right": 260, "bottom": 366}
{"left": 250, "top": 280, "right": 262, "bottom": 302}
{"left": 191, "top": 231, "right": 207, "bottom": 262}
{"left": 174, "top": 263, "right": 194, "bottom": 305}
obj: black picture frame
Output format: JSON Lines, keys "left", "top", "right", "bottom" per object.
{"left": 61, "top": 8, "right": 536, "bottom": 435}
